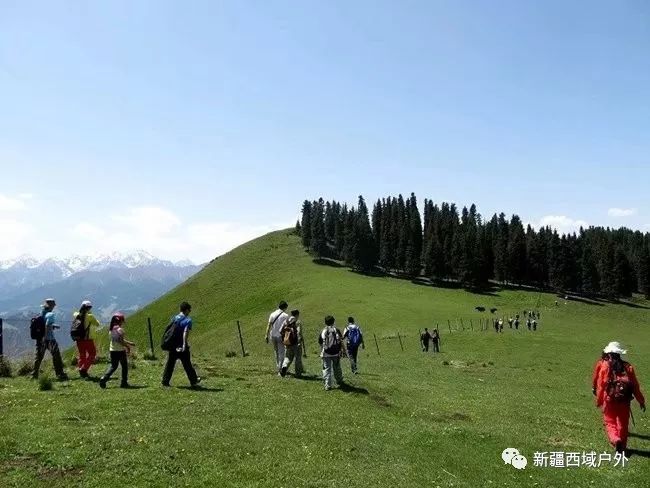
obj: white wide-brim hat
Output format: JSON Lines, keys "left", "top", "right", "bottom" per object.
{"left": 603, "top": 341, "right": 627, "bottom": 355}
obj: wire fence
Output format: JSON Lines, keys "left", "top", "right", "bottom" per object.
{"left": 0, "top": 310, "right": 545, "bottom": 362}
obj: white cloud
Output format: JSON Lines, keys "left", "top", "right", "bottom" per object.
{"left": 0, "top": 218, "right": 35, "bottom": 257}
{"left": 0, "top": 201, "right": 294, "bottom": 263}
{"left": 0, "top": 194, "right": 27, "bottom": 212}
{"left": 18, "top": 193, "right": 33, "bottom": 200}
{"left": 111, "top": 206, "right": 181, "bottom": 237}
{"left": 73, "top": 222, "right": 107, "bottom": 240}
{"left": 608, "top": 207, "right": 637, "bottom": 218}
{"left": 535, "top": 215, "right": 588, "bottom": 234}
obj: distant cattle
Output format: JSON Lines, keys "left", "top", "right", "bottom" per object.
{"left": 490, "top": 308, "right": 498, "bottom": 314}
{"left": 475, "top": 306, "right": 486, "bottom": 312}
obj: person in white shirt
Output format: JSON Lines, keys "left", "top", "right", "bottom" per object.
{"left": 265, "top": 301, "right": 289, "bottom": 374}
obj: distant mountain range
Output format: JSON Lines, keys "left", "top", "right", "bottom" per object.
{"left": 0, "top": 251, "right": 204, "bottom": 357}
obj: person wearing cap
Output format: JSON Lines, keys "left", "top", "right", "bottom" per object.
{"left": 33, "top": 298, "right": 68, "bottom": 380}
{"left": 279, "top": 310, "right": 304, "bottom": 377}
{"left": 161, "top": 301, "right": 201, "bottom": 388}
{"left": 99, "top": 313, "right": 135, "bottom": 389}
{"left": 595, "top": 342, "right": 646, "bottom": 454}
{"left": 73, "top": 300, "right": 102, "bottom": 379}
{"left": 266, "top": 301, "right": 289, "bottom": 374}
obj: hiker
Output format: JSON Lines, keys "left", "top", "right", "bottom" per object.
{"left": 595, "top": 342, "right": 646, "bottom": 454}
{"left": 508, "top": 318, "right": 513, "bottom": 329}
{"left": 499, "top": 319, "right": 504, "bottom": 332}
{"left": 514, "top": 318, "right": 519, "bottom": 330}
{"left": 162, "top": 302, "right": 201, "bottom": 388}
{"left": 72, "top": 300, "right": 101, "bottom": 379}
{"left": 266, "top": 301, "right": 289, "bottom": 374}
{"left": 431, "top": 328, "right": 440, "bottom": 353}
{"left": 592, "top": 352, "right": 609, "bottom": 396}
{"left": 532, "top": 319, "right": 537, "bottom": 331}
{"left": 420, "top": 328, "right": 432, "bottom": 352}
{"left": 343, "top": 317, "right": 365, "bottom": 374}
{"left": 32, "top": 298, "right": 68, "bottom": 380}
{"left": 318, "top": 315, "right": 345, "bottom": 390}
{"left": 99, "top": 313, "right": 135, "bottom": 389}
{"left": 493, "top": 319, "right": 499, "bottom": 333}
{"left": 526, "top": 318, "right": 532, "bottom": 331}
{"left": 280, "top": 310, "right": 304, "bottom": 377}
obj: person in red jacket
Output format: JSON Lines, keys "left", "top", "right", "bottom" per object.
{"left": 595, "top": 342, "right": 646, "bottom": 453}
{"left": 592, "top": 351, "right": 609, "bottom": 396}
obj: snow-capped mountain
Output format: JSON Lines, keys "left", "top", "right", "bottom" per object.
{"left": 0, "top": 252, "right": 205, "bottom": 357}
{"left": 0, "top": 251, "right": 200, "bottom": 301}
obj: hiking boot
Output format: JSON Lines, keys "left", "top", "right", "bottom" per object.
{"left": 120, "top": 383, "right": 130, "bottom": 389}
{"left": 161, "top": 382, "right": 171, "bottom": 388}
{"left": 58, "top": 374, "right": 69, "bottom": 381}
{"left": 280, "top": 366, "right": 288, "bottom": 377}
{"left": 79, "top": 370, "right": 89, "bottom": 379}
{"left": 615, "top": 441, "right": 624, "bottom": 453}
{"left": 99, "top": 378, "right": 107, "bottom": 389}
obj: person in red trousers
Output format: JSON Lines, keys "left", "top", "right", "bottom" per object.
{"left": 596, "top": 342, "right": 646, "bottom": 454}
{"left": 73, "top": 300, "right": 102, "bottom": 379}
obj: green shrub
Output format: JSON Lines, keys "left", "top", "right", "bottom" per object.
{"left": 442, "top": 360, "right": 450, "bottom": 366}
{"left": 0, "top": 356, "right": 12, "bottom": 378}
{"left": 70, "top": 356, "right": 79, "bottom": 366}
{"left": 225, "top": 350, "right": 238, "bottom": 358}
{"left": 16, "top": 360, "right": 33, "bottom": 377}
{"left": 38, "top": 375, "right": 53, "bottom": 391}
{"left": 143, "top": 351, "right": 157, "bottom": 361}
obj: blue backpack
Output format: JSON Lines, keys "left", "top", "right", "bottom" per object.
{"left": 347, "top": 326, "right": 361, "bottom": 347}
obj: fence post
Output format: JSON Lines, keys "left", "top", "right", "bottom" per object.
{"left": 373, "top": 333, "right": 381, "bottom": 356}
{"left": 0, "top": 318, "right": 3, "bottom": 357}
{"left": 237, "top": 320, "right": 246, "bottom": 357}
{"left": 470, "top": 319, "right": 473, "bottom": 331}
{"left": 448, "top": 320, "right": 452, "bottom": 333}
{"left": 147, "top": 317, "right": 155, "bottom": 356}
{"left": 460, "top": 318, "right": 465, "bottom": 331}
{"left": 397, "top": 332, "right": 404, "bottom": 351}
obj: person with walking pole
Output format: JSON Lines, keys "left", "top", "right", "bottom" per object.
{"left": 420, "top": 328, "right": 432, "bottom": 352}
{"left": 72, "top": 300, "right": 101, "bottom": 379}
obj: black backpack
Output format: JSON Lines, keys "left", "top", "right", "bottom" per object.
{"left": 161, "top": 317, "right": 181, "bottom": 351}
{"left": 30, "top": 315, "right": 46, "bottom": 340}
{"left": 70, "top": 314, "right": 87, "bottom": 341}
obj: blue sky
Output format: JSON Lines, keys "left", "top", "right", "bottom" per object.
{"left": 1, "top": 1, "right": 649, "bottom": 262}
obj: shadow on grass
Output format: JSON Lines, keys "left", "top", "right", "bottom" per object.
{"left": 340, "top": 383, "right": 369, "bottom": 395}
{"left": 292, "top": 374, "right": 321, "bottom": 382}
{"left": 629, "top": 433, "right": 650, "bottom": 441}
{"left": 177, "top": 386, "right": 224, "bottom": 392}
{"left": 312, "top": 258, "right": 344, "bottom": 268}
{"left": 410, "top": 278, "right": 500, "bottom": 296}
{"left": 627, "top": 449, "right": 650, "bottom": 458}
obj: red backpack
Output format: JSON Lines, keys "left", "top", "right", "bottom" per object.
{"left": 605, "top": 362, "right": 634, "bottom": 402}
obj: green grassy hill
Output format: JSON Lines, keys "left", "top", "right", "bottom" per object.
{"left": 1, "top": 230, "right": 649, "bottom": 487}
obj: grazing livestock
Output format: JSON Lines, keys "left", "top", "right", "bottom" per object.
{"left": 475, "top": 306, "right": 486, "bottom": 312}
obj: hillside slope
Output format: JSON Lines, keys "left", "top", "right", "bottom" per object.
{"left": 2, "top": 230, "right": 649, "bottom": 488}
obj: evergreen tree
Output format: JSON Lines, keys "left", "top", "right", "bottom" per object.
{"left": 405, "top": 193, "right": 422, "bottom": 277}
{"left": 614, "top": 248, "right": 633, "bottom": 297}
{"left": 309, "top": 199, "right": 327, "bottom": 258}
{"left": 334, "top": 204, "right": 347, "bottom": 258}
{"left": 507, "top": 215, "right": 527, "bottom": 284}
{"left": 639, "top": 245, "right": 650, "bottom": 299}
{"left": 300, "top": 200, "right": 312, "bottom": 248}
{"left": 493, "top": 213, "right": 509, "bottom": 282}
{"left": 580, "top": 244, "right": 599, "bottom": 295}
{"left": 324, "top": 201, "right": 335, "bottom": 242}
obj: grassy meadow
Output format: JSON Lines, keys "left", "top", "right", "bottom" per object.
{"left": 1, "top": 230, "right": 649, "bottom": 487}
